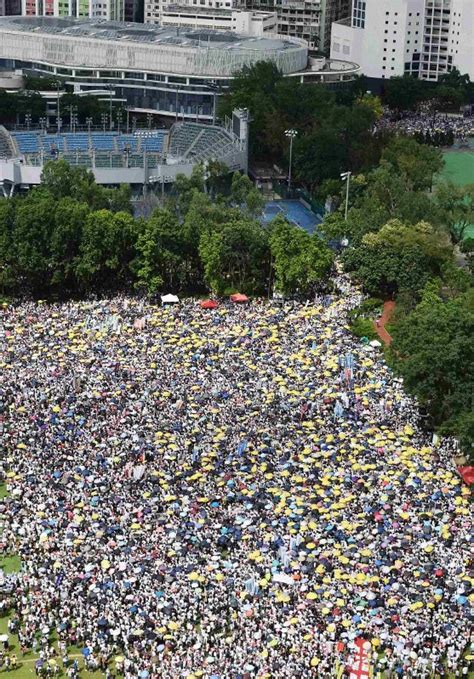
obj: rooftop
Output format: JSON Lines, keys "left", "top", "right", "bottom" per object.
{"left": 0, "top": 16, "right": 297, "bottom": 52}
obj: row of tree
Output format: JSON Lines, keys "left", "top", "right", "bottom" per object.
{"left": 0, "top": 161, "right": 333, "bottom": 300}
{"left": 318, "top": 136, "right": 473, "bottom": 459}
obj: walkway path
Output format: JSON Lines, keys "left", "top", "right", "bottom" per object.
{"left": 374, "top": 300, "right": 396, "bottom": 346}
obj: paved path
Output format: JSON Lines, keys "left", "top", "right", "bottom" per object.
{"left": 374, "top": 301, "right": 396, "bottom": 346}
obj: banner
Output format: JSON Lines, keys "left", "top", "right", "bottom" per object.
{"left": 348, "top": 638, "right": 371, "bottom": 679}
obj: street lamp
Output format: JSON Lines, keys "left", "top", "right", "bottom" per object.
{"left": 285, "top": 129, "right": 298, "bottom": 195}
{"left": 341, "top": 170, "right": 352, "bottom": 221}
{"left": 132, "top": 116, "right": 137, "bottom": 133}
{"left": 69, "top": 104, "right": 78, "bottom": 132}
{"left": 116, "top": 110, "right": 123, "bottom": 134}
{"left": 147, "top": 113, "right": 153, "bottom": 130}
{"left": 56, "top": 116, "right": 62, "bottom": 134}
{"left": 101, "top": 113, "right": 108, "bottom": 133}
{"left": 86, "top": 117, "right": 93, "bottom": 134}
{"left": 25, "top": 113, "right": 32, "bottom": 131}
{"left": 39, "top": 117, "right": 46, "bottom": 132}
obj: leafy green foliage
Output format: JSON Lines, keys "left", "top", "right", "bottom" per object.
{"left": 389, "top": 286, "right": 474, "bottom": 459}
{"left": 344, "top": 219, "right": 453, "bottom": 298}
{"left": 269, "top": 216, "right": 333, "bottom": 295}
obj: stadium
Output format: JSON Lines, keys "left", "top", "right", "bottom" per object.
{"left": 0, "top": 110, "right": 249, "bottom": 194}
{"left": 0, "top": 16, "right": 359, "bottom": 123}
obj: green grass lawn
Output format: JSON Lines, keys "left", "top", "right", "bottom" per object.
{"left": 0, "top": 484, "right": 8, "bottom": 499}
{"left": 440, "top": 149, "right": 474, "bottom": 188}
{"left": 0, "top": 554, "right": 21, "bottom": 574}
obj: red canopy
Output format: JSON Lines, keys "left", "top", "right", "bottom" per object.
{"left": 230, "top": 293, "right": 249, "bottom": 303}
{"left": 458, "top": 466, "right": 474, "bottom": 485}
{"left": 200, "top": 299, "right": 219, "bottom": 309}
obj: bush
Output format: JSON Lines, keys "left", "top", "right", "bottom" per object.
{"left": 349, "top": 316, "right": 377, "bottom": 340}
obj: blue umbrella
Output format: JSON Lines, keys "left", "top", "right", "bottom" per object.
{"left": 81, "top": 647, "right": 91, "bottom": 657}
{"left": 139, "top": 671, "right": 149, "bottom": 678}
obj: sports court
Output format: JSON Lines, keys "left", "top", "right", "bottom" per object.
{"left": 262, "top": 199, "right": 323, "bottom": 235}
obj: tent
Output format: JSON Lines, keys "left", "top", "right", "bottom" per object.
{"left": 200, "top": 299, "right": 219, "bottom": 310}
{"left": 161, "top": 294, "right": 179, "bottom": 305}
{"left": 458, "top": 466, "right": 474, "bottom": 485}
{"left": 230, "top": 293, "right": 249, "bottom": 303}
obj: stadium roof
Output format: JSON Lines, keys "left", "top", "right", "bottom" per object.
{"left": 0, "top": 16, "right": 296, "bottom": 52}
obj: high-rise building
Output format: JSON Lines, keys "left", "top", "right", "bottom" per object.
{"left": 0, "top": 0, "right": 21, "bottom": 15}
{"left": 319, "top": 0, "right": 350, "bottom": 52}
{"left": 330, "top": 0, "right": 474, "bottom": 81}
{"left": 21, "top": 0, "right": 124, "bottom": 19}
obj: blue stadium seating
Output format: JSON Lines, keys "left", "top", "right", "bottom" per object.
{"left": 90, "top": 134, "right": 117, "bottom": 151}
{"left": 42, "top": 135, "right": 65, "bottom": 152}
{"left": 12, "top": 132, "right": 40, "bottom": 154}
{"left": 64, "top": 134, "right": 90, "bottom": 151}
{"left": 140, "top": 134, "right": 165, "bottom": 152}
{"left": 117, "top": 135, "right": 138, "bottom": 151}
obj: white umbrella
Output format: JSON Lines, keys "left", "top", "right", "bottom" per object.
{"left": 370, "top": 339, "right": 382, "bottom": 347}
{"left": 0, "top": 634, "right": 9, "bottom": 642}
{"left": 161, "top": 294, "right": 179, "bottom": 304}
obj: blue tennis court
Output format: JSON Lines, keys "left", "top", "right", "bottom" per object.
{"left": 262, "top": 200, "right": 323, "bottom": 235}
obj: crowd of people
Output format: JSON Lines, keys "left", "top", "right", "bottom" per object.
{"left": 0, "top": 272, "right": 472, "bottom": 678}
{"left": 378, "top": 108, "right": 474, "bottom": 146}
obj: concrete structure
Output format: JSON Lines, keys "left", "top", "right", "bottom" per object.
{"left": 330, "top": 0, "right": 474, "bottom": 81}
{"left": 0, "top": 111, "right": 248, "bottom": 193}
{"left": 21, "top": 0, "right": 124, "bottom": 20}
{"left": 158, "top": 5, "right": 277, "bottom": 37}
{"left": 0, "top": 16, "right": 359, "bottom": 121}
{"left": 0, "top": 0, "right": 21, "bottom": 15}
{"left": 319, "top": 0, "right": 349, "bottom": 51}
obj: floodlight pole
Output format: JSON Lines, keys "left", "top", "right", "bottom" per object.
{"left": 285, "top": 129, "right": 298, "bottom": 196}
{"left": 341, "top": 170, "right": 351, "bottom": 221}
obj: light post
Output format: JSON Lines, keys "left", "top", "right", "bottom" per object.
{"left": 69, "top": 104, "right": 78, "bottom": 132}
{"left": 132, "top": 116, "right": 137, "bottom": 133}
{"left": 341, "top": 170, "right": 351, "bottom": 221}
{"left": 175, "top": 87, "right": 179, "bottom": 123}
{"left": 25, "top": 113, "right": 32, "bottom": 131}
{"left": 39, "top": 116, "right": 46, "bottom": 133}
{"left": 101, "top": 113, "right": 108, "bottom": 133}
{"left": 116, "top": 110, "right": 123, "bottom": 135}
{"left": 86, "top": 117, "right": 93, "bottom": 134}
{"left": 55, "top": 80, "right": 61, "bottom": 134}
{"left": 285, "top": 128, "right": 298, "bottom": 195}
{"left": 125, "top": 107, "right": 130, "bottom": 134}
{"left": 208, "top": 81, "right": 219, "bottom": 125}
{"left": 147, "top": 113, "right": 153, "bottom": 130}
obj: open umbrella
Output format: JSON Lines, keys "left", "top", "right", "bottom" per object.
{"left": 200, "top": 299, "right": 219, "bottom": 310}
{"left": 161, "top": 294, "right": 179, "bottom": 305}
{"left": 230, "top": 293, "right": 248, "bottom": 303}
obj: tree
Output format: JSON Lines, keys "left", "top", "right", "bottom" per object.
{"left": 344, "top": 219, "right": 453, "bottom": 298}
{"left": 12, "top": 190, "right": 57, "bottom": 293}
{"left": 199, "top": 218, "right": 269, "bottom": 294}
{"left": 0, "top": 199, "right": 17, "bottom": 295}
{"left": 383, "top": 75, "right": 431, "bottom": 111}
{"left": 75, "top": 210, "right": 136, "bottom": 292}
{"left": 381, "top": 137, "right": 443, "bottom": 191}
{"left": 434, "top": 182, "right": 474, "bottom": 244}
{"left": 132, "top": 209, "right": 184, "bottom": 294}
{"left": 389, "top": 286, "right": 474, "bottom": 457}
{"left": 50, "top": 198, "right": 90, "bottom": 290}
{"left": 269, "top": 216, "right": 333, "bottom": 295}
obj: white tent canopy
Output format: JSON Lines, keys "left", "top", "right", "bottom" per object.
{"left": 161, "top": 294, "right": 179, "bottom": 304}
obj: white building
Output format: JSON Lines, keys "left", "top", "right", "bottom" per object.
{"left": 330, "top": 0, "right": 474, "bottom": 81}
{"left": 158, "top": 4, "right": 278, "bottom": 37}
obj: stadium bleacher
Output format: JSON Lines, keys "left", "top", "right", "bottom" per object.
{"left": 4, "top": 125, "right": 240, "bottom": 177}
{"left": 12, "top": 132, "right": 41, "bottom": 154}
{"left": 63, "top": 133, "right": 90, "bottom": 151}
